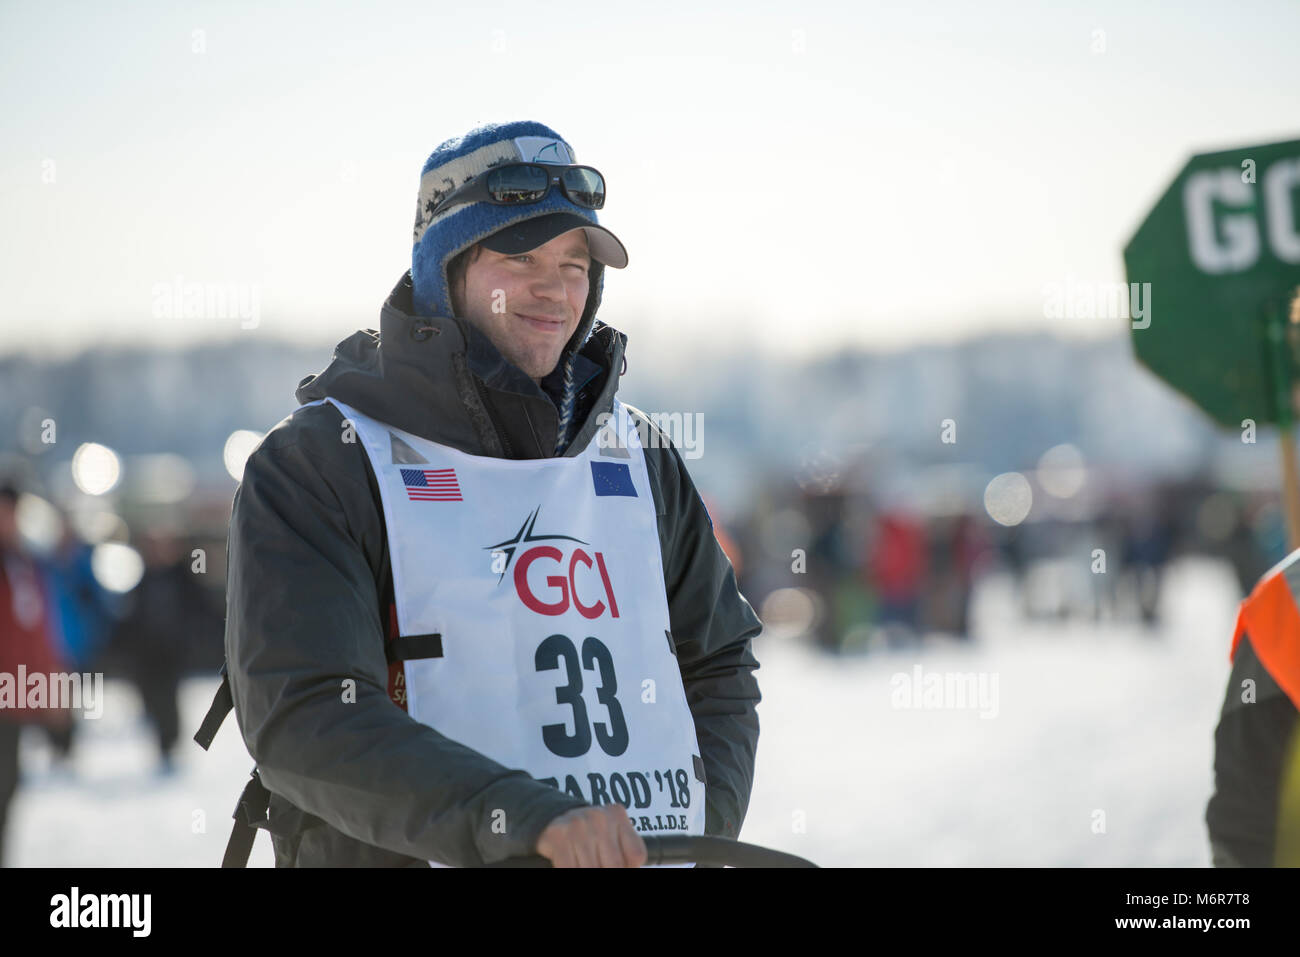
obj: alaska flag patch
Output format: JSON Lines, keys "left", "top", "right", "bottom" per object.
{"left": 591, "top": 461, "right": 637, "bottom": 497}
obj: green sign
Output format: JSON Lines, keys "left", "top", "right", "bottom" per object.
{"left": 1124, "top": 138, "right": 1300, "bottom": 428}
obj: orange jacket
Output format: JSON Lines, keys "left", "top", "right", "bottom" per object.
{"left": 1214, "top": 549, "right": 1300, "bottom": 866}
{"left": 1231, "top": 551, "right": 1300, "bottom": 711}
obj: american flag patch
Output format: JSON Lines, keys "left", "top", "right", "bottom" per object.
{"left": 400, "top": 467, "right": 462, "bottom": 502}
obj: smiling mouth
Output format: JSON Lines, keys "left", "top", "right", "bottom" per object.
{"left": 517, "top": 313, "right": 566, "bottom": 331}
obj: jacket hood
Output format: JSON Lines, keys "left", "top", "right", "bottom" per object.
{"left": 294, "top": 272, "right": 627, "bottom": 460}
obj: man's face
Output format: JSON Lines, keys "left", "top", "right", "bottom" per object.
{"left": 454, "top": 228, "right": 591, "bottom": 384}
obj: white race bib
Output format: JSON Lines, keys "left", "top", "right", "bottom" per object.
{"left": 309, "top": 396, "right": 706, "bottom": 867}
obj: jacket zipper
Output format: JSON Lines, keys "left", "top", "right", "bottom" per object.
{"left": 472, "top": 377, "right": 515, "bottom": 458}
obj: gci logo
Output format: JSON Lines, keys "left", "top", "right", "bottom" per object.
{"left": 486, "top": 507, "right": 622, "bottom": 619}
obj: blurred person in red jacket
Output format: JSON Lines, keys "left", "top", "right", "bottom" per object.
{"left": 868, "top": 510, "right": 928, "bottom": 647}
{"left": 0, "top": 482, "right": 72, "bottom": 865}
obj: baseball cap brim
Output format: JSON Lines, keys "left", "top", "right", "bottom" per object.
{"left": 480, "top": 212, "right": 628, "bottom": 269}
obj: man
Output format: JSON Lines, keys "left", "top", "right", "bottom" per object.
{"left": 209, "top": 120, "right": 764, "bottom": 868}
{"left": 1206, "top": 548, "right": 1300, "bottom": 867}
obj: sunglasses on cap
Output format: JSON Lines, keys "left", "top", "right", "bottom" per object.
{"left": 429, "top": 163, "right": 606, "bottom": 218}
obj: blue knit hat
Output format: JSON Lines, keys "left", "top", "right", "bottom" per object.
{"left": 411, "top": 120, "right": 626, "bottom": 454}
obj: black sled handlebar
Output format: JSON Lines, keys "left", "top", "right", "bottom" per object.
{"left": 482, "top": 835, "right": 818, "bottom": 868}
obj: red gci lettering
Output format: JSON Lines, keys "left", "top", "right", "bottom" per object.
{"left": 515, "top": 545, "right": 621, "bottom": 618}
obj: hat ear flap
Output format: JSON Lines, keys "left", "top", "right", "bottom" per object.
{"left": 570, "top": 259, "right": 605, "bottom": 352}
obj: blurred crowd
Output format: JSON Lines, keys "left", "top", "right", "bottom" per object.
{"left": 710, "top": 473, "right": 1289, "bottom": 655}
{"left": 0, "top": 480, "right": 224, "bottom": 865}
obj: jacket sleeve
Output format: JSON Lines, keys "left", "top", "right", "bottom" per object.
{"left": 646, "top": 433, "right": 763, "bottom": 841}
{"left": 1205, "top": 630, "right": 1300, "bottom": 867}
{"left": 224, "top": 409, "right": 589, "bottom": 867}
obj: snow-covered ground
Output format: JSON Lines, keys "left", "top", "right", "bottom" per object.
{"left": 8, "top": 556, "right": 1236, "bottom": 867}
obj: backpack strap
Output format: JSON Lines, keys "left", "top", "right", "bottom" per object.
{"left": 222, "top": 767, "right": 272, "bottom": 868}
{"left": 194, "top": 662, "right": 233, "bottom": 752}
{"left": 193, "top": 662, "right": 267, "bottom": 867}
{"left": 386, "top": 633, "right": 443, "bottom": 662}
{"left": 204, "top": 596, "right": 418, "bottom": 866}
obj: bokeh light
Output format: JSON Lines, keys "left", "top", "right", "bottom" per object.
{"left": 90, "top": 541, "right": 146, "bottom": 593}
{"left": 984, "top": 471, "right": 1033, "bottom": 527}
{"left": 1036, "top": 443, "right": 1087, "bottom": 499}
{"left": 71, "top": 442, "right": 122, "bottom": 496}
{"left": 223, "top": 430, "right": 265, "bottom": 482}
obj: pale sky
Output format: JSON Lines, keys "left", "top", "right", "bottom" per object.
{"left": 2, "top": 0, "right": 1297, "bottom": 361}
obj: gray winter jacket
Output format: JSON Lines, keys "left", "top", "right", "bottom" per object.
{"left": 221, "top": 272, "right": 763, "bottom": 867}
